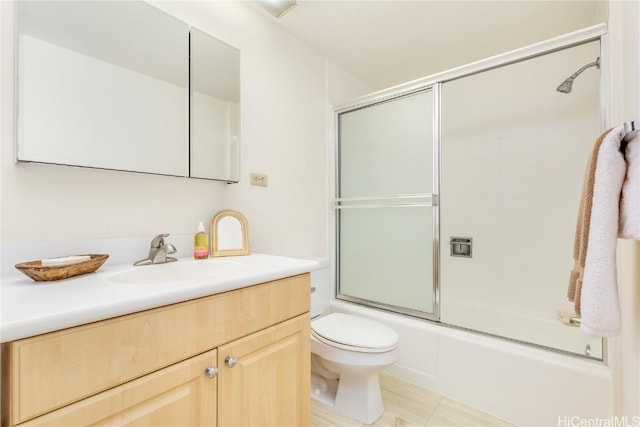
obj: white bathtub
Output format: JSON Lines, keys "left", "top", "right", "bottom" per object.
{"left": 330, "top": 300, "right": 614, "bottom": 426}
{"left": 440, "top": 298, "right": 604, "bottom": 360}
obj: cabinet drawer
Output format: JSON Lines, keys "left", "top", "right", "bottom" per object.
{"left": 8, "top": 273, "right": 310, "bottom": 424}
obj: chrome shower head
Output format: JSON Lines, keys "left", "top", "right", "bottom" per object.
{"left": 556, "top": 57, "right": 600, "bottom": 94}
{"left": 556, "top": 78, "right": 574, "bottom": 94}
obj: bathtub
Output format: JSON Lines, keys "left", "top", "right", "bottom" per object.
{"left": 330, "top": 300, "right": 614, "bottom": 426}
{"left": 441, "top": 298, "right": 605, "bottom": 360}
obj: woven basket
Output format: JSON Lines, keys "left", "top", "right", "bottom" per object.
{"left": 15, "top": 254, "right": 109, "bottom": 282}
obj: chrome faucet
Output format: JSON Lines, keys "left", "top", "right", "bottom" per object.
{"left": 134, "top": 233, "right": 178, "bottom": 266}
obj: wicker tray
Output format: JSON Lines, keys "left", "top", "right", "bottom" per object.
{"left": 15, "top": 254, "right": 109, "bottom": 282}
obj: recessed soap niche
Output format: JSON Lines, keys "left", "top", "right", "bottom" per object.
{"left": 450, "top": 237, "right": 472, "bottom": 258}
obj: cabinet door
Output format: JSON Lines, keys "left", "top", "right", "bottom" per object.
{"left": 218, "top": 315, "right": 310, "bottom": 427}
{"left": 19, "top": 350, "right": 218, "bottom": 427}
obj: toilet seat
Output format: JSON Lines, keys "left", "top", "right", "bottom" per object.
{"left": 311, "top": 313, "right": 399, "bottom": 353}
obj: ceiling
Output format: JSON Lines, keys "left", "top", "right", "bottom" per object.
{"left": 258, "top": 0, "right": 606, "bottom": 91}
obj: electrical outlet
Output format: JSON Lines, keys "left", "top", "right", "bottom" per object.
{"left": 250, "top": 173, "right": 268, "bottom": 187}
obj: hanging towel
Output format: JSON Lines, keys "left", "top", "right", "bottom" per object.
{"left": 567, "top": 128, "right": 611, "bottom": 316}
{"left": 568, "top": 125, "right": 628, "bottom": 337}
{"left": 619, "top": 133, "right": 640, "bottom": 239}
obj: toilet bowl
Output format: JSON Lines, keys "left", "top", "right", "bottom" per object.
{"left": 308, "top": 260, "right": 399, "bottom": 425}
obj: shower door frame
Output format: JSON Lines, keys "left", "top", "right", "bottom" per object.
{"left": 333, "top": 23, "right": 608, "bottom": 328}
{"left": 334, "top": 85, "right": 441, "bottom": 321}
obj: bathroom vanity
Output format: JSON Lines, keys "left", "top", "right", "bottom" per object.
{"left": 0, "top": 255, "right": 316, "bottom": 426}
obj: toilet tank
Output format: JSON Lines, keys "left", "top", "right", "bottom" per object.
{"left": 303, "top": 257, "right": 331, "bottom": 318}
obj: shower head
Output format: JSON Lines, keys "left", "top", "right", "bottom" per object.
{"left": 556, "top": 77, "right": 574, "bottom": 94}
{"left": 556, "top": 57, "right": 600, "bottom": 94}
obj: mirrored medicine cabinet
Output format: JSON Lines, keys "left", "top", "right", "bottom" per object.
{"left": 16, "top": 1, "right": 240, "bottom": 182}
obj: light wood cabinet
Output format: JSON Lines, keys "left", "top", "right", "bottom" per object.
{"left": 218, "top": 315, "right": 310, "bottom": 427}
{"left": 1, "top": 274, "right": 311, "bottom": 427}
{"left": 17, "top": 349, "right": 218, "bottom": 427}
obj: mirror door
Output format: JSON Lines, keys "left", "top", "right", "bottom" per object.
{"left": 190, "top": 28, "right": 240, "bottom": 181}
{"left": 16, "top": 1, "right": 241, "bottom": 182}
{"left": 17, "top": 1, "right": 189, "bottom": 176}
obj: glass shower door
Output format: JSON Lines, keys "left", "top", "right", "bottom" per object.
{"left": 440, "top": 40, "right": 603, "bottom": 358}
{"left": 336, "top": 89, "right": 438, "bottom": 319}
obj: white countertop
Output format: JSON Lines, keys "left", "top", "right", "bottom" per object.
{"left": 1, "top": 254, "right": 320, "bottom": 343}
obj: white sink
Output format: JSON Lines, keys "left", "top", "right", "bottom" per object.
{"left": 106, "top": 259, "right": 245, "bottom": 284}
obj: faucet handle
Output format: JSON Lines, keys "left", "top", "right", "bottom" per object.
{"left": 134, "top": 234, "right": 177, "bottom": 266}
{"left": 150, "top": 233, "right": 169, "bottom": 249}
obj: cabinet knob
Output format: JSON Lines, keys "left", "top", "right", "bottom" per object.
{"left": 225, "top": 356, "right": 237, "bottom": 368}
{"left": 204, "top": 365, "right": 218, "bottom": 378}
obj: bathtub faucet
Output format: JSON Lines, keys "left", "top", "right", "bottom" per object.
{"left": 134, "top": 233, "right": 178, "bottom": 266}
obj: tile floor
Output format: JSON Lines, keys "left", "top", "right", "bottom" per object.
{"left": 310, "top": 373, "right": 515, "bottom": 427}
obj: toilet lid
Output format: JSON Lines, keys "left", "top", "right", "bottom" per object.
{"left": 311, "top": 313, "right": 399, "bottom": 352}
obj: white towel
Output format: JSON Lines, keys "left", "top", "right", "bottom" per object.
{"left": 619, "top": 133, "right": 640, "bottom": 239}
{"left": 41, "top": 255, "right": 91, "bottom": 266}
{"left": 580, "top": 126, "right": 627, "bottom": 337}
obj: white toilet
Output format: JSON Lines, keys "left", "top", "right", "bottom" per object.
{"left": 309, "top": 260, "right": 399, "bottom": 425}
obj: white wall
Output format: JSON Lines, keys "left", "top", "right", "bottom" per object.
{"left": 0, "top": 1, "right": 371, "bottom": 271}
